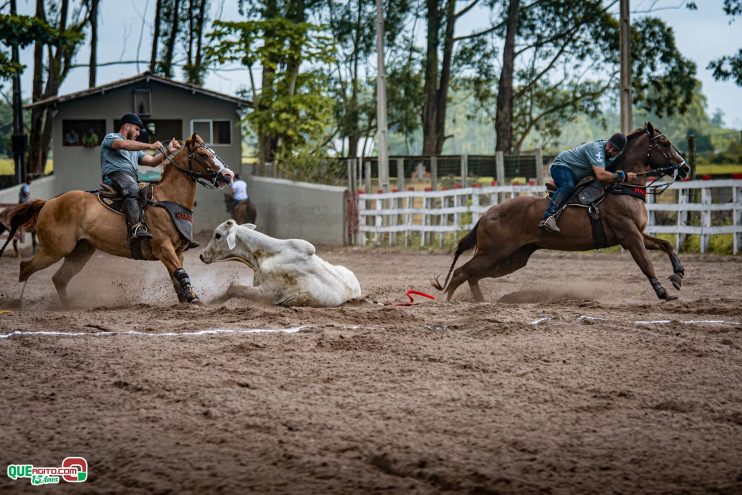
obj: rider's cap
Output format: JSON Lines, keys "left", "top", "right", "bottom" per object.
{"left": 608, "top": 132, "right": 627, "bottom": 151}
{"left": 120, "top": 113, "right": 144, "bottom": 129}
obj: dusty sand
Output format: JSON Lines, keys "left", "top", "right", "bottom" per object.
{"left": 1, "top": 243, "right": 741, "bottom": 494}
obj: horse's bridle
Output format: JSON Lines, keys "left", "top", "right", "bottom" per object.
{"left": 639, "top": 130, "right": 689, "bottom": 179}
{"left": 158, "top": 142, "right": 231, "bottom": 189}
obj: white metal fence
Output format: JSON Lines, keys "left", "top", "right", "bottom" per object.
{"left": 356, "top": 179, "right": 742, "bottom": 254}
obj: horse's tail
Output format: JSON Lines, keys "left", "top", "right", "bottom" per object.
{"left": 432, "top": 219, "right": 480, "bottom": 292}
{"left": 0, "top": 200, "right": 46, "bottom": 258}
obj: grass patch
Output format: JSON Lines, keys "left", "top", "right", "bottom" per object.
{"left": 695, "top": 164, "right": 742, "bottom": 176}
{"left": 0, "top": 158, "right": 54, "bottom": 175}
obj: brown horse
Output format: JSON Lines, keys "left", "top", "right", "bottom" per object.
{"left": 433, "top": 123, "right": 690, "bottom": 302}
{"left": 0, "top": 133, "right": 231, "bottom": 307}
{"left": 0, "top": 206, "right": 37, "bottom": 257}
{"left": 233, "top": 199, "right": 257, "bottom": 225}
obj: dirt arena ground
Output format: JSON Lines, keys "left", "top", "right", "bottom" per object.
{"left": 1, "top": 242, "right": 741, "bottom": 494}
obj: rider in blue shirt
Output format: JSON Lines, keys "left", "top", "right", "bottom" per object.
{"left": 539, "top": 133, "right": 637, "bottom": 233}
{"left": 101, "top": 113, "right": 180, "bottom": 240}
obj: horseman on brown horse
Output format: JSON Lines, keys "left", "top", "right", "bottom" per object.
{"left": 0, "top": 114, "right": 234, "bottom": 307}
{"left": 433, "top": 123, "right": 691, "bottom": 302}
{"left": 224, "top": 173, "right": 257, "bottom": 225}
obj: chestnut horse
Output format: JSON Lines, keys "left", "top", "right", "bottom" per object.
{"left": 433, "top": 123, "right": 690, "bottom": 302}
{"left": 0, "top": 133, "right": 231, "bottom": 306}
{"left": 233, "top": 199, "right": 257, "bottom": 225}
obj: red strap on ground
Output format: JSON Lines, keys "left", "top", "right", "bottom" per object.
{"left": 393, "top": 289, "right": 436, "bottom": 306}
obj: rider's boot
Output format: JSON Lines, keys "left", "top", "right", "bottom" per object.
{"left": 122, "top": 197, "right": 153, "bottom": 240}
{"left": 538, "top": 215, "right": 561, "bottom": 233}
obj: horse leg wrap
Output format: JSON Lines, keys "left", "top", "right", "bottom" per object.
{"left": 649, "top": 277, "right": 667, "bottom": 299}
{"left": 174, "top": 268, "right": 199, "bottom": 303}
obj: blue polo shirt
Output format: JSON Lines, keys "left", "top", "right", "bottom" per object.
{"left": 551, "top": 140, "right": 619, "bottom": 181}
{"left": 100, "top": 132, "right": 145, "bottom": 179}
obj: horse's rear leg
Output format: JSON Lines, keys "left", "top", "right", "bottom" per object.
{"left": 464, "top": 245, "right": 538, "bottom": 302}
{"left": 642, "top": 233, "right": 684, "bottom": 290}
{"left": 52, "top": 241, "right": 95, "bottom": 307}
{"left": 623, "top": 232, "right": 675, "bottom": 301}
{"left": 16, "top": 249, "right": 65, "bottom": 307}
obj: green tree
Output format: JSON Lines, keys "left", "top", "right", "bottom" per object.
{"left": 706, "top": 0, "right": 741, "bottom": 86}
{"left": 206, "top": 1, "right": 337, "bottom": 179}
{"left": 27, "top": 0, "right": 88, "bottom": 176}
{"left": 0, "top": 13, "right": 58, "bottom": 79}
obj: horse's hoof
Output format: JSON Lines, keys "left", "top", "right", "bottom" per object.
{"left": 189, "top": 297, "right": 203, "bottom": 305}
{"left": 669, "top": 274, "right": 683, "bottom": 290}
{"left": 663, "top": 295, "right": 678, "bottom": 302}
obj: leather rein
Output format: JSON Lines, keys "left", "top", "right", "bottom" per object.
{"left": 158, "top": 142, "right": 230, "bottom": 189}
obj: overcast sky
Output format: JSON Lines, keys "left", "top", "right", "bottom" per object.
{"left": 14, "top": 0, "right": 742, "bottom": 129}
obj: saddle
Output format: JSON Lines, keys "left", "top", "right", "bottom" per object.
{"left": 95, "top": 184, "right": 199, "bottom": 259}
{"left": 97, "top": 182, "right": 154, "bottom": 214}
{"left": 545, "top": 177, "right": 609, "bottom": 249}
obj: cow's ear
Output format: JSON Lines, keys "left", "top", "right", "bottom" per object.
{"left": 241, "top": 223, "right": 256, "bottom": 230}
{"left": 227, "top": 228, "right": 237, "bottom": 250}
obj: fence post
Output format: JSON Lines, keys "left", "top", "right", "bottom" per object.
{"left": 535, "top": 147, "right": 544, "bottom": 186}
{"left": 396, "top": 158, "right": 405, "bottom": 191}
{"left": 430, "top": 156, "right": 438, "bottom": 191}
{"left": 734, "top": 182, "right": 741, "bottom": 255}
{"left": 374, "top": 194, "right": 383, "bottom": 244}
{"left": 358, "top": 193, "right": 366, "bottom": 245}
{"left": 461, "top": 154, "right": 468, "bottom": 187}
{"left": 700, "top": 185, "right": 711, "bottom": 254}
{"left": 688, "top": 135, "right": 697, "bottom": 181}
{"left": 496, "top": 151, "right": 505, "bottom": 184}
{"left": 364, "top": 161, "right": 372, "bottom": 193}
{"left": 346, "top": 159, "right": 354, "bottom": 193}
{"left": 405, "top": 189, "right": 413, "bottom": 247}
{"left": 677, "top": 185, "right": 688, "bottom": 250}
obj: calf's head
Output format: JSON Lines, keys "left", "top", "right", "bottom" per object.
{"left": 200, "top": 220, "right": 258, "bottom": 267}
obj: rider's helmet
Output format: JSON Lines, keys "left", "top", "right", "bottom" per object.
{"left": 608, "top": 132, "right": 627, "bottom": 152}
{"left": 120, "top": 113, "right": 144, "bottom": 129}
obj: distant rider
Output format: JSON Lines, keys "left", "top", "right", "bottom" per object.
{"left": 100, "top": 113, "right": 179, "bottom": 240}
{"left": 539, "top": 133, "right": 637, "bottom": 233}
{"left": 226, "top": 173, "right": 248, "bottom": 217}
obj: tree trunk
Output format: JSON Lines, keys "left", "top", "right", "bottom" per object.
{"left": 434, "top": 0, "right": 456, "bottom": 154}
{"left": 192, "top": 0, "right": 207, "bottom": 84}
{"left": 495, "top": 0, "right": 519, "bottom": 153}
{"left": 257, "top": 0, "right": 279, "bottom": 169}
{"left": 150, "top": 0, "right": 162, "bottom": 72}
{"left": 88, "top": 0, "right": 99, "bottom": 87}
{"left": 421, "top": 0, "right": 440, "bottom": 155}
{"left": 346, "top": 0, "right": 364, "bottom": 158}
{"left": 162, "top": 0, "right": 182, "bottom": 77}
{"left": 28, "top": 0, "right": 46, "bottom": 176}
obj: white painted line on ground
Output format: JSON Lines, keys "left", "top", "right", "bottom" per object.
{"left": 530, "top": 317, "right": 550, "bottom": 325}
{"left": 578, "top": 315, "right": 607, "bottom": 321}
{"left": 634, "top": 319, "right": 739, "bottom": 325}
{"left": 0, "top": 326, "right": 308, "bottom": 339}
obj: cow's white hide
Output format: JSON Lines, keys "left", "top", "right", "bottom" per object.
{"left": 200, "top": 220, "right": 361, "bottom": 307}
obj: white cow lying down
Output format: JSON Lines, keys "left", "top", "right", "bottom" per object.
{"left": 200, "top": 220, "right": 361, "bottom": 307}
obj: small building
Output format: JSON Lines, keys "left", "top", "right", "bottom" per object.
{"left": 26, "top": 72, "right": 251, "bottom": 230}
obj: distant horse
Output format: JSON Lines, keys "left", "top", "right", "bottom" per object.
{"left": 0, "top": 133, "right": 231, "bottom": 306}
{"left": 233, "top": 199, "right": 257, "bottom": 225}
{"left": 0, "top": 205, "right": 37, "bottom": 257}
{"left": 433, "top": 123, "right": 690, "bottom": 302}
{"left": 224, "top": 192, "right": 257, "bottom": 225}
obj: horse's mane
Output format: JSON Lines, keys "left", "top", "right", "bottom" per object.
{"left": 626, "top": 125, "right": 648, "bottom": 141}
{"left": 609, "top": 123, "right": 654, "bottom": 171}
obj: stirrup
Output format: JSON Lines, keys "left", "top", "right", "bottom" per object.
{"left": 539, "top": 215, "right": 561, "bottom": 233}
{"left": 130, "top": 223, "right": 153, "bottom": 239}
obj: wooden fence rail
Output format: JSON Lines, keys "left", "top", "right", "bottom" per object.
{"left": 356, "top": 179, "right": 742, "bottom": 254}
